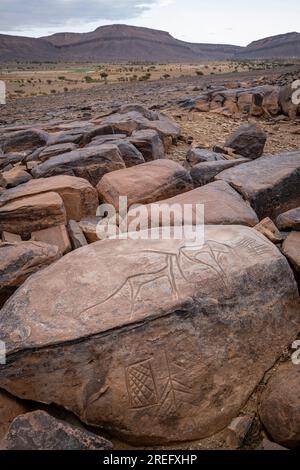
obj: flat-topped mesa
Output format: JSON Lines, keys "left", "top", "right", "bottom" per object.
{"left": 216, "top": 150, "right": 300, "bottom": 220}
{"left": 0, "top": 226, "right": 298, "bottom": 444}
{"left": 0, "top": 175, "right": 98, "bottom": 221}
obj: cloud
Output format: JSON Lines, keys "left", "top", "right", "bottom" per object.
{"left": 0, "top": 0, "right": 157, "bottom": 32}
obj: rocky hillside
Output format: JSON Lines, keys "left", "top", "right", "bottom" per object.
{"left": 1, "top": 24, "right": 300, "bottom": 62}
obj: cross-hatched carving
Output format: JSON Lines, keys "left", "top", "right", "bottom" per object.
{"left": 126, "top": 360, "right": 158, "bottom": 409}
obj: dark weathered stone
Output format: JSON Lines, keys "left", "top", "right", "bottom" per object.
{"left": 129, "top": 129, "right": 165, "bottom": 161}
{"left": 1, "top": 410, "right": 113, "bottom": 450}
{"left": 190, "top": 158, "right": 248, "bottom": 186}
{"left": 276, "top": 207, "right": 300, "bottom": 231}
{"left": 224, "top": 124, "right": 267, "bottom": 159}
{"left": 216, "top": 151, "right": 300, "bottom": 220}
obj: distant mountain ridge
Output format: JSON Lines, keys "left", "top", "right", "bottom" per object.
{"left": 0, "top": 24, "right": 299, "bottom": 62}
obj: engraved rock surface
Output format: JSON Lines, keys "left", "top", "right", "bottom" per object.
{"left": 216, "top": 151, "right": 300, "bottom": 220}
{"left": 0, "top": 226, "right": 299, "bottom": 444}
{"left": 0, "top": 175, "right": 99, "bottom": 221}
{"left": 97, "top": 159, "right": 193, "bottom": 210}
{"left": 1, "top": 410, "right": 113, "bottom": 450}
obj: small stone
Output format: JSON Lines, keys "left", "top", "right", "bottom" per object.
{"left": 225, "top": 415, "right": 254, "bottom": 449}
{"left": 67, "top": 220, "right": 88, "bottom": 249}
{"left": 1, "top": 231, "right": 22, "bottom": 243}
{"left": 254, "top": 218, "right": 284, "bottom": 244}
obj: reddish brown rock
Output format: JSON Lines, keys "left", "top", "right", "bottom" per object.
{"left": 78, "top": 217, "right": 101, "bottom": 243}
{"left": 1, "top": 410, "right": 113, "bottom": 450}
{"left": 0, "top": 226, "right": 298, "bottom": 444}
{"left": 254, "top": 218, "right": 284, "bottom": 244}
{"left": 282, "top": 231, "right": 300, "bottom": 271}
{"left": 0, "top": 175, "right": 98, "bottom": 221}
{"left": 0, "top": 167, "right": 32, "bottom": 189}
{"left": 31, "top": 225, "right": 72, "bottom": 255}
{"left": 31, "top": 145, "right": 125, "bottom": 186}
{"left": 0, "top": 390, "right": 29, "bottom": 442}
{"left": 1, "top": 231, "right": 22, "bottom": 243}
{"left": 0, "top": 241, "right": 61, "bottom": 306}
{"left": 225, "top": 416, "right": 254, "bottom": 449}
{"left": 259, "top": 362, "right": 300, "bottom": 448}
{"left": 127, "top": 181, "right": 259, "bottom": 229}
{"left": 97, "top": 160, "right": 193, "bottom": 210}
{"left": 0, "top": 192, "right": 66, "bottom": 235}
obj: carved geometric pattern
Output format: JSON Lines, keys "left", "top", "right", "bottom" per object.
{"left": 126, "top": 360, "right": 158, "bottom": 409}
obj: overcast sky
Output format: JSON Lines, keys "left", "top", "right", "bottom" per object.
{"left": 0, "top": 0, "right": 299, "bottom": 46}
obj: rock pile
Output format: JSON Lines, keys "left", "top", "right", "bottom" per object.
{"left": 0, "top": 105, "right": 299, "bottom": 449}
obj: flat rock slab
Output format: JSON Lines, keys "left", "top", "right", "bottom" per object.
{"left": 97, "top": 159, "right": 193, "bottom": 210}
{"left": 0, "top": 241, "right": 61, "bottom": 307}
{"left": 1, "top": 410, "right": 113, "bottom": 450}
{"left": 259, "top": 362, "right": 300, "bottom": 448}
{"left": 0, "top": 129, "right": 49, "bottom": 153}
{"left": 0, "top": 226, "right": 298, "bottom": 444}
{"left": 0, "top": 192, "right": 66, "bottom": 235}
{"left": 276, "top": 207, "right": 300, "bottom": 231}
{"left": 127, "top": 181, "right": 259, "bottom": 228}
{"left": 0, "top": 175, "right": 98, "bottom": 221}
{"left": 0, "top": 167, "right": 32, "bottom": 189}
{"left": 31, "top": 144, "right": 125, "bottom": 186}
{"left": 216, "top": 151, "right": 300, "bottom": 220}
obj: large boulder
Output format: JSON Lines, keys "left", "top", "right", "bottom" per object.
{"left": 259, "top": 362, "right": 300, "bottom": 448}
{"left": 216, "top": 151, "right": 300, "bottom": 220}
{"left": 0, "top": 175, "right": 98, "bottom": 222}
{"left": 0, "top": 192, "right": 66, "bottom": 235}
{"left": 224, "top": 124, "right": 267, "bottom": 160}
{"left": 31, "top": 145, "right": 125, "bottom": 186}
{"left": 0, "top": 241, "right": 61, "bottom": 306}
{"left": 0, "top": 129, "right": 49, "bottom": 153}
{"left": 1, "top": 410, "right": 113, "bottom": 450}
{"left": 190, "top": 158, "right": 248, "bottom": 187}
{"left": 0, "top": 226, "right": 298, "bottom": 444}
{"left": 126, "top": 181, "right": 259, "bottom": 229}
{"left": 97, "top": 160, "right": 193, "bottom": 210}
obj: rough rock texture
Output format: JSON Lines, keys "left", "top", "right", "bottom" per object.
{"left": 225, "top": 415, "right": 253, "bottom": 449}
{"left": 127, "top": 181, "right": 259, "bottom": 229}
{"left": 276, "top": 207, "right": 300, "bottom": 231}
{"left": 1, "top": 410, "right": 113, "bottom": 450}
{"left": 34, "top": 142, "right": 78, "bottom": 162}
{"left": 282, "top": 232, "right": 300, "bottom": 272}
{"left": 0, "top": 390, "right": 29, "bottom": 442}
{"left": 0, "top": 226, "right": 298, "bottom": 444}
{"left": 0, "top": 241, "right": 61, "bottom": 306}
{"left": 0, "top": 129, "right": 49, "bottom": 153}
{"left": 259, "top": 362, "right": 300, "bottom": 448}
{"left": 129, "top": 129, "right": 165, "bottom": 161}
{"left": 216, "top": 151, "right": 300, "bottom": 220}
{"left": 224, "top": 124, "right": 267, "bottom": 159}
{"left": 191, "top": 159, "right": 248, "bottom": 187}
{"left": 67, "top": 220, "right": 88, "bottom": 249}
{"left": 254, "top": 217, "right": 284, "bottom": 244}
{"left": 0, "top": 192, "right": 66, "bottom": 235}
{"left": 31, "top": 225, "right": 72, "bottom": 255}
{"left": 78, "top": 217, "right": 101, "bottom": 243}
{"left": 0, "top": 176, "right": 99, "bottom": 221}
{"left": 186, "top": 148, "right": 226, "bottom": 167}
{"left": 31, "top": 145, "right": 125, "bottom": 186}
{"left": 97, "top": 159, "right": 193, "bottom": 210}
{"left": 0, "top": 167, "right": 32, "bottom": 189}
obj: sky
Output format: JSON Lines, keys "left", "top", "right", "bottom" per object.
{"left": 0, "top": 0, "right": 299, "bottom": 46}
